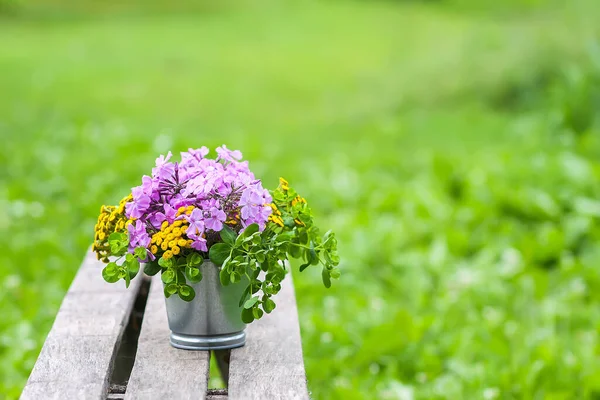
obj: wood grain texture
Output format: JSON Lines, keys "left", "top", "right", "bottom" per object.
{"left": 227, "top": 273, "right": 309, "bottom": 400}
{"left": 124, "top": 275, "right": 210, "bottom": 400}
{"left": 21, "top": 251, "right": 142, "bottom": 400}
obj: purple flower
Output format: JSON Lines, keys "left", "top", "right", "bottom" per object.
{"left": 240, "top": 186, "right": 266, "bottom": 220}
{"left": 149, "top": 204, "right": 177, "bottom": 228}
{"left": 181, "top": 147, "right": 209, "bottom": 164}
{"left": 155, "top": 151, "right": 172, "bottom": 167}
{"left": 126, "top": 188, "right": 151, "bottom": 219}
{"left": 123, "top": 146, "right": 274, "bottom": 259}
{"left": 128, "top": 220, "right": 151, "bottom": 249}
{"left": 205, "top": 207, "right": 227, "bottom": 232}
{"left": 140, "top": 175, "right": 154, "bottom": 196}
{"left": 183, "top": 174, "right": 214, "bottom": 197}
{"left": 216, "top": 145, "right": 242, "bottom": 163}
{"left": 153, "top": 162, "right": 176, "bottom": 182}
{"left": 186, "top": 208, "right": 206, "bottom": 239}
{"left": 191, "top": 236, "right": 208, "bottom": 252}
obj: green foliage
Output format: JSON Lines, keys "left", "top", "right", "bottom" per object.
{"left": 208, "top": 186, "right": 340, "bottom": 324}
{"left": 97, "top": 233, "right": 141, "bottom": 288}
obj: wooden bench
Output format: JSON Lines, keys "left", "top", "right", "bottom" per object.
{"left": 22, "top": 251, "right": 309, "bottom": 399}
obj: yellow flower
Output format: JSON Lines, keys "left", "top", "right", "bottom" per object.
{"left": 161, "top": 221, "right": 169, "bottom": 230}
{"left": 150, "top": 245, "right": 158, "bottom": 254}
{"left": 166, "top": 233, "right": 175, "bottom": 241}
{"left": 161, "top": 242, "right": 169, "bottom": 251}
{"left": 168, "top": 240, "right": 177, "bottom": 248}
{"left": 291, "top": 196, "right": 306, "bottom": 207}
{"left": 181, "top": 225, "right": 188, "bottom": 233}
{"left": 98, "top": 232, "right": 106, "bottom": 240}
{"left": 270, "top": 216, "right": 284, "bottom": 227}
{"left": 178, "top": 239, "right": 188, "bottom": 247}
{"left": 156, "top": 237, "right": 163, "bottom": 246}
{"left": 171, "top": 246, "right": 180, "bottom": 255}
{"left": 163, "top": 250, "right": 173, "bottom": 260}
{"left": 172, "top": 227, "right": 181, "bottom": 236}
{"left": 173, "top": 220, "right": 183, "bottom": 227}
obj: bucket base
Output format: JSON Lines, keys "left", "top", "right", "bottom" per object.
{"left": 169, "top": 331, "right": 246, "bottom": 351}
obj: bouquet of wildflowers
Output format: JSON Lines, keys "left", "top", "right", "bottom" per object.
{"left": 93, "top": 146, "right": 339, "bottom": 322}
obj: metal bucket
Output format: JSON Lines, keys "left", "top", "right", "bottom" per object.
{"left": 164, "top": 260, "right": 247, "bottom": 350}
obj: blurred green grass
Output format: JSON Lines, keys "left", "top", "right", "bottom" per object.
{"left": 1, "top": 0, "right": 600, "bottom": 398}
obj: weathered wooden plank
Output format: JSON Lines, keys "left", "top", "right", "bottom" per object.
{"left": 124, "top": 275, "right": 210, "bottom": 400}
{"left": 21, "top": 251, "right": 142, "bottom": 400}
{"left": 227, "top": 273, "right": 309, "bottom": 400}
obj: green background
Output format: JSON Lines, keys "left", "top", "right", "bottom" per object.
{"left": 1, "top": 0, "right": 600, "bottom": 398}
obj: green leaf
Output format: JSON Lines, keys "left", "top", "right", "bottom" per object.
{"left": 165, "top": 283, "right": 178, "bottom": 296}
{"left": 175, "top": 257, "right": 187, "bottom": 267}
{"left": 186, "top": 252, "right": 203, "bottom": 267}
{"left": 236, "top": 224, "right": 259, "bottom": 245}
{"left": 219, "top": 267, "right": 230, "bottom": 286}
{"left": 329, "top": 252, "right": 340, "bottom": 266}
{"left": 241, "top": 307, "right": 255, "bottom": 324}
{"left": 128, "top": 258, "right": 140, "bottom": 279}
{"left": 252, "top": 307, "right": 264, "bottom": 320}
{"left": 322, "top": 267, "right": 331, "bottom": 288}
{"left": 144, "top": 262, "right": 161, "bottom": 276}
{"left": 289, "top": 245, "right": 301, "bottom": 258}
{"left": 102, "top": 263, "right": 120, "bottom": 283}
{"left": 230, "top": 272, "right": 241, "bottom": 284}
{"left": 220, "top": 225, "right": 237, "bottom": 246}
{"left": 283, "top": 216, "right": 295, "bottom": 228}
{"left": 298, "top": 229, "right": 309, "bottom": 245}
{"left": 176, "top": 269, "right": 186, "bottom": 284}
{"left": 263, "top": 298, "right": 276, "bottom": 313}
{"left": 244, "top": 223, "right": 260, "bottom": 237}
{"left": 108, "top": 232, "right": 126, "bottom": 242}
{"left": 330, "top": 267, "right": 341, "bottom": 279}
{"left": 161, "top": 269, "right": 175, "bottom": 284}
{"left": 185, "top": 266, "right": 203, "bottom": 283}
{"left": 244, "top": 296, "right": 259, "bottom": 309}
{"left": 178, "top": 284, "right": 196, "bottom": 301}
{"left": 209, "top": 243, "right": 231, "bottom": 265}
{"left": 158, "top": 257, "right": 173, "bottom": 269}
{"left": 299, "top": 261, "right": 311, "bottom": 272}
{"left": 309, "top": 241, "right": 319, "bottom": 265}
{"left": 134, "top": 246, "right": 147, "bottom": 260}
{"left": 124, "top": 270, "right": 131, "bottom": 288}
{"left": 275, "top": 231, "right": 294, "bottom": 243}
{"left": 238, "top": 286, "right": 251, "bottom": 307}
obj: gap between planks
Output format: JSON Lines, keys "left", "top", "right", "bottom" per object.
{"left": 23, "top": 251, "right": 309, "bottom": 400}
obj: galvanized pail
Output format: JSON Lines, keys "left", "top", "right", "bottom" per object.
{"left": 164, "top": 260, "right": 247, "bottom": 350}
